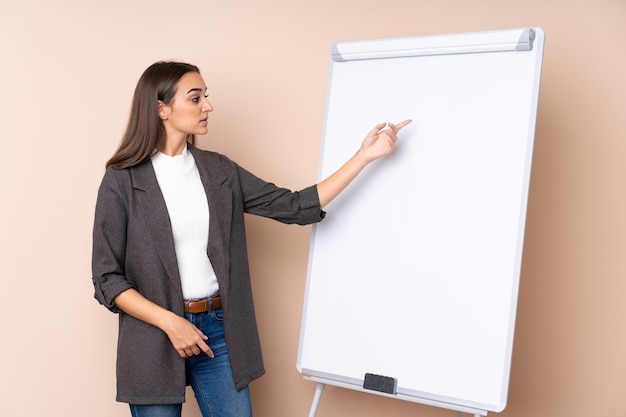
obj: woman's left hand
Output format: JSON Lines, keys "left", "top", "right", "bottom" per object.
{"left": 358, "top": 119, "right": 412, "bottom": 163}
{"left": 316, "top": 119, "right": 412, "bottom": 208}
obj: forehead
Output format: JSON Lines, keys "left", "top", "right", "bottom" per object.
{"left": 176, "top": 71, "right": 207, "bottom": 94}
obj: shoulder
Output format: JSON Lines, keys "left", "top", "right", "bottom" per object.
{"left": 99, "top": 165, "right": 126, "bottom": 188}
{"left": 94, "top": 167, "right": 133, "bottom": 210}
{"left": 188, "top": 143, "right": 230, "bottom": 161}
{"left": 188, "top": 143, "right": 240, "bottom": 173}
{"left": 99, "top": 161, "right": 154, "bottom": 196}
{"left": 100, "top": 164, "right": 137, "bottom": 187}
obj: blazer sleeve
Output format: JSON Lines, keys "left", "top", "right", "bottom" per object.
{"left": 91, "top": 168, "right": 135, "bottom": 313}
{"left": 231, "top": 160, "right": 326, "bottom": 225}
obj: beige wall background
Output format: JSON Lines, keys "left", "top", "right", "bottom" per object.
{"left": 1, "top": 0, "right": 625, "bottom": 416}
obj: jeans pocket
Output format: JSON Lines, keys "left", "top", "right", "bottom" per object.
{"left": 211, "top": 308, "right": 224, "bottom": 323}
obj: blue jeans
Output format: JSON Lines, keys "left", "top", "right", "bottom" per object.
{"left": 130, "top": 308, "right": 252, "bottom": 417}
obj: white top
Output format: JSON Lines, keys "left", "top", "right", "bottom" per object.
{"left": 151, "top": 145, "right": 219, "bottom": 300}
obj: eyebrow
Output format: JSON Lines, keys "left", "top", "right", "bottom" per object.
{"left": 186, "top": 87, "right": 205, "bottom": 94}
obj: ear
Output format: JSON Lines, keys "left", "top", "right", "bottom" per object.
{"left": 157, "top": 100, "right": 170, "bottom": 121}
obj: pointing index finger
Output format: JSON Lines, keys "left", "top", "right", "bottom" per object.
{"left": 395, "top": 119, "right": 412, "bottom": 131}
{"left": 198, "top": 340, "right": 214, "bottom": 358}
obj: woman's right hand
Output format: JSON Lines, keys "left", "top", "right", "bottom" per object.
{"left": 161, "top": 312, "right": 215, "bottom": 358}
{"left": 113, "top": 288, "right": 215, "bottom": 359}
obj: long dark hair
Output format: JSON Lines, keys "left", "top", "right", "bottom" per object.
{"left": 106, "top": 61, "right": 200, "bottom": 169}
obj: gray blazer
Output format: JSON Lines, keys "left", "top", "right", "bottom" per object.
{"left": 92, "top": 144, "right": 324, "bottom": 404}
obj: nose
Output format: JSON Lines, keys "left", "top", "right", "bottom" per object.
{"left": 202, "top": 97, "right": 213, "bottom": 112}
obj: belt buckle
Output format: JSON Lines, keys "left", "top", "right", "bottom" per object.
{"left": 185, "top": 298, "right": 207, "bottom": 313}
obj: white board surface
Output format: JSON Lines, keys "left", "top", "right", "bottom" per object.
{"left": 297, "top": 28, "right": 544, "bottom": 414}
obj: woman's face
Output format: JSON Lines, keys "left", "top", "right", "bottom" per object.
{"left": 160, "top": 71, "right": 213, "bottom": 139}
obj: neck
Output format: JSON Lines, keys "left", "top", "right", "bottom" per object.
{"left": 157, "top": 135, "right": 188, "bottom": 156}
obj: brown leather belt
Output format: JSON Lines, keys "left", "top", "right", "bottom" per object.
{"left": 184, "top": 294, "right": 221, "bottom": 313}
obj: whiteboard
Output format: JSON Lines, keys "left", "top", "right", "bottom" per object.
{"left": 297, "top": 28, "right": 544, "bottom": 414}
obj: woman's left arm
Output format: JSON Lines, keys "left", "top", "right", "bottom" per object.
{"left": 317, "top": 119, "right": 411, "bottom": 208}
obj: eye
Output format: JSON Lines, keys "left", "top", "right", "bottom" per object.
{"left": 191, "top": 96, "right": 200, "bottom": 103}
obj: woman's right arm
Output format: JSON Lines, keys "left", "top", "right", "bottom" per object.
{"left": 92, "top": 169, "right": 212, "bottom": 359}
{"left": 113, "top": 288, "right": 214, "bottom": 358}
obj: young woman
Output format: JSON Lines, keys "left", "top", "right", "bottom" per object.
{"left": 92, "top": 61, "right": 410, "bottom": 417}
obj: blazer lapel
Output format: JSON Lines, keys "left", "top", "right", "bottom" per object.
{"left": 189, "top": 145, "right": 233, "bottom": 295}
{"left": 130, "top": 161, "right": 183, "bottom": 297}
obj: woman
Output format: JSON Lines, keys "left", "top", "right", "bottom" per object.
{"left": 92, "top": 61, "right": 410, "bottom": 417}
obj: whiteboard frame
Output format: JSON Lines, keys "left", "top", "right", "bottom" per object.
{"left": 297, "top": 27, "right": 544, "bottom": 415}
